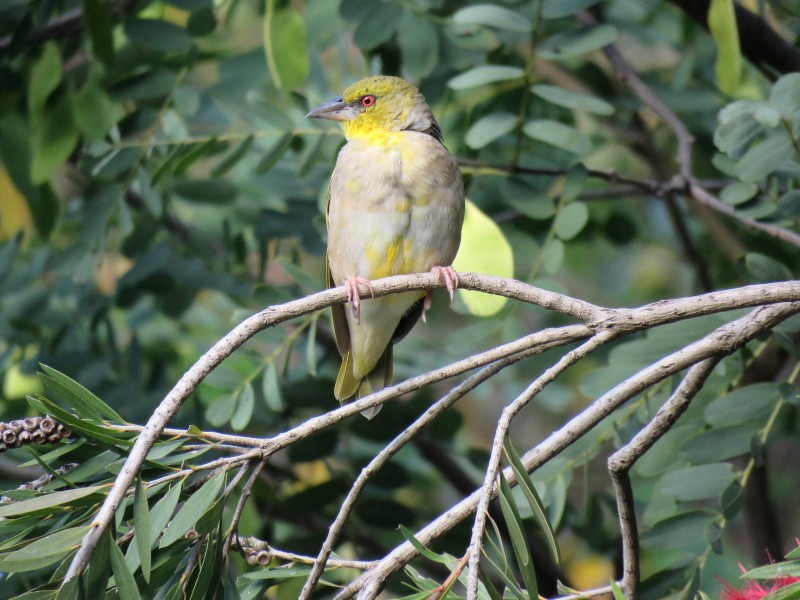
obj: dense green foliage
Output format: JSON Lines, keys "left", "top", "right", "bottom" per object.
{"left": 1, "top": 0, "right": 799, "bottom": 598}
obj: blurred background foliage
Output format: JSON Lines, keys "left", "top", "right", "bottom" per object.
{"left": 0, "top": 0, "right": 799, "bottom": 597}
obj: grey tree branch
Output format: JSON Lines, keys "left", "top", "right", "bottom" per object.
{"left": 60, "top": 273, "right": 800, "bottom": 587}
{"left": 336, "top": 301, "right": 800, "bottom": 599}
{"left": 464, "top": 330, "right": 618, "bottom": 598}
{"left": 609, "top": 357, "right": 721, "bottom": 599}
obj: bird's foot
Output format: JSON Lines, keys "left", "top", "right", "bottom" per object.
{"left": 422, "top": 266, "right": 459, "bottom": 323}
{"left": 344, "top": 276, "right": 373, "bottom": 324}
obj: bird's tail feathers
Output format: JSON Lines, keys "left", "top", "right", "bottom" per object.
{"left": 335, "top": 345, "right": 393, "bottom": 420}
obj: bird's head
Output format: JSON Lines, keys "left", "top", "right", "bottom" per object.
{"left": 306, "top": 75, "right": 438, "bottom": 140}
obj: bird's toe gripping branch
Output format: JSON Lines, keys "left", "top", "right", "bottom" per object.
{"left": 423, "top": 266, "right": 459, "bottom": 323}
{"left": 344, "top": 276, "right": 374, "bottom": 324}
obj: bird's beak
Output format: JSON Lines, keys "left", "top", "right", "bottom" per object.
{"left": 306, "top": 97, "right": 357, "bottom": 122}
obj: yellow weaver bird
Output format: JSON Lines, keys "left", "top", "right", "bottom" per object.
{"left": 307, "top": 76, "right": 465, "bottom": 418}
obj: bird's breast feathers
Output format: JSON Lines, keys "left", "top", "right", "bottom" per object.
{"left": 327, "top": 131, "right": 464, "bottom": 283}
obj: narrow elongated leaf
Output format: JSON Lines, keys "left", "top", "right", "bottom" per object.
{"left": 708, "top": 0, "right": 741, "bottom": 94}
{"left": 398, "top": 525, "right": 449, "bottom": 564}
{"left": 87, "top": 528, "right": 113, "bottom": 594}
{"left": 505, "top": 440, "right": 561, "bottom": 565}
{"left": 134, "top": 478, "right": 152, "bottom": 582}
{"left": 0, "top": 485, "right": 106, "bottom": 517}
{"left": 160, "top": 471, "right": 225, "bottom": 547}
{"left": 256, "top": 133, "right": 293, "bottom": 173}
{"left": 109, "top": 528, "right": 142, "bottom": 600}
{"left": 211, "top": 136, "right": 254, "bottom": 177}
{"left": 40, "top": 364, "right": 124, "bottom": 423}
{"left": 498, "top": 472, "right": 538, "bottom": 599}
{"left": 28, "top": 43, "right": 62, "bottom": 118}
{"left": 0, "top": 525, "right": 89, "bottom": 572}
{"left": 27, "top": 395, "right": 132, "bottom": 445}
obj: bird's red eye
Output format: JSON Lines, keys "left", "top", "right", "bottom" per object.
{"left": 360, "top": 95, "right": 375, "bottom": 107}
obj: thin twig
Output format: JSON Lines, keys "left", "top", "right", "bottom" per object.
{"left": 223, "top": 459, "right": 267, "bottom": 558}
{"left": 608, "top": 357, "right": 720, "bottom": 599}
{"left": 465, "top": 330, "right": 617, "bottom": 598}
{"left": 235, "top": 537, "right": 377, "bottom": 570}
{"left": 336, "top": 302, "right": 800, "bottom": 599}
{"left": 298, "top": 340, "right": 567, "bottom": 599}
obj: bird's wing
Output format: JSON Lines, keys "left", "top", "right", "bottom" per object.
{"left": 326, "top": 184, "right": 351, "bottom": 356}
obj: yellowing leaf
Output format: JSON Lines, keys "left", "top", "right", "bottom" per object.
{"left": 264, "top": 0, "right": 309, "bottom": 91}
{"left": 453, "top": 200, "right": 513, "bottom": 316}
{"left": 0, "top": 165, "right": 34, "bottom": 243}
{"left": 708, "top": 0, "right": 741, "bottom": 94}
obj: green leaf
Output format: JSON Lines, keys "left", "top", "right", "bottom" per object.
{"left": 28, "top": 43, "right": 62, "bottom": 119}
{"left": 262, "top": 362, "right": 285, "bottom": 412}
{"left": 27, "top": 394, "right": 132, "bottom": 446}
{"left": 211, "top": 136, "right": 254, "bottom": 177}
{"left": 86, "top": 529, "right": 113, "bottom": 595}
{"left": 230, "top": 383, "right": 255, "bottom": 431}
{"left": 255, "top": 133, "right": 293, "bottom": 174}
{"left": 680, "top": 424, "right": 757, "bottom": 462}
{"left": 742, "top": 562, "right": 800, "bottom": 580}
{"left": 0, "top": 485, "right": 107, "bottom": 517}
{"left": 658, "top": 463, "right": 738, "bottom": 501}
{"left": 452, "top": 200, "right": 514, "bottom": 316}
{"left": 554, "top": 202, "right": 588, "bottom": 241}
{"left": 531, "top": 84, "right": 614, "bottom": 116}
{"left": 31, "top": 98, "right": 78, "bottom": 184}
{"left": 523, "top": 120, "right": 592, "bottom": 155}
{"left": 743, "top": 253, "right": 792, "bottom": 282}
{"left": 707, "top": 0, "right": 741, "bottom": 94}
{"left": 498, "top": 472, "right": 538, "bottom": 600}
{"left": 398, "top": 525, "right": 449, "bottom": 564}
{"left": 448, "top": 66, "right": 525, "bottom": 90}
{"left": 306, "top": 316, "right": 318, "bottom": 377}
{"left": 149, "top": 481, "right": 184, "bottom": 544}
{"left": 541, "top": 0, "right": 602, "bottom": 19}
{"left": 353, "top": 1, "right": 402, "bottom": 49}
{"left": 264, "top": 0, "right": 309, "bottom": 90}
{"left": 82, "top": 0, "right": 114, "bottom": 65}
{"left": 641, "top": 510, "right": 718, "bottom": 550}
{"left": 397, "top": 10, "right": 439, "bottom": 79}
{"left": 538, "top": 25, "right": 617, "bottom": 60}
{"left": 465, "top": 112, "right": 518, "bottom": 149}
{"left": 452, "top": 5, "right": 531, "bottom": 33}
{"left": 541, "top": 239, "right": 565, "bottom": 275}
{"left": 206, "top": 393, "right": 236, "bottom": 427}
{"left": 778, "top": 190, "right": 800, "bottom": 217}
{"left": 109, "top": 527, "right": 142, "bottom": 600}
{"left": 125, "top": 19, "right": 193, "bottom": 53}
{"left": 610, "top": 580, "right": 625, "bottom": 600}
{"left": 769, "top": 73, "right": 800, "bottom": 117}
{"left": 40, "top": 364, "right": 125, "bottom": 423}
{"left": 735, "top": 134, "right": 794, "bottom": 182}
{"left": 0, "top": 525, "right": 90, "bottom": 573}
{"left": 705, "top": 383, "right": 783, "bottom": 427}
{"left": 134, "top": 478, "right": 152, "bottom": 582}
{"left": 160, "top": 471, "right": 225, "bottom": 547}
{"left": 174, "top": 179, "right": 238, "bottom": 203}
{"left": 504, "top": 440, "right": 560, "bottom": 566}
{"left": 70, "top": 78, "right": 124, "bottom": 141}
{"left": 719, "top": 181, "right": 758, "bottom": 205}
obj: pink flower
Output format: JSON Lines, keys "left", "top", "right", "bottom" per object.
{"left": 719, "top": 573, "right": 800, "bottom": 599}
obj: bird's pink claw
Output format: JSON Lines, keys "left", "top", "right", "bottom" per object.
{"left": 422, "top": 266, "right": 459, "bottom": 323}
{"left": 344, "top": 276, "right": 373, "bottom": 324}
{"left": 431, "top": 266, "right": 459, "bottom": 306}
